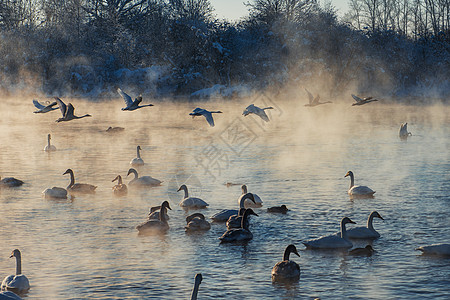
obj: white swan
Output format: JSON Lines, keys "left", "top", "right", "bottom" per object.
{"left": 117, "top": 88, "right": 154, "bottom": 111}
{"left": 210, "top": 193, "right": 256, "bottom": 222}
{"left": 242, "top": 104, "right": 274, "bottom": 122}
{"left": 127, "top": 168, "right": 162, "bottom": 187}
{"left": 344, "top": 171, "right": 375, "bottom": 198}
{"left": 42, "top": 187, "right": 67, "bottom": 199}
{"left": 344, "top": 211, "right": 384, "bottom": 239}
{"left": 112, "top": 175, "right": 127, "bottom": 196}
{"left": 1, "top": 249, "right": 30, "bottom": 295}
{"left": 219, "top": 208, "right": 258, "bottom": 243}
{"left": 189, "top": 107, "right": 222, "bottom": 127}
{"left": 304, "top": 89, "right": 332, "bottom": 107}
{"left": 0, "top": 177, "right": 24, "bottom": 188}
{"left": 238, "top": 185, "right": 262, "bottom": 207}
{"left": 399, "top": 123, "right": 412, "bottom": 139}
{"left": 190, "top": 273, "right": 202, "bottom": 300}
{"left": 136, "top": 201, "right": 171, "bottom": 234}
{"left": 63, "top": 169, "right": 97, "bottom": 194}
{"left": 32, "top": 99, "right": 58, "bottom": 113}
{"left": 185, "top": 213, "right": 211, "bottom": 231}
{"left": 416, "top": 244, "right": 450, "bottom": 256}
{"left": 0, "top": 291, "right": 22, "bottom": 299}
{"left": 178, "top": 185, "right": 209, "bottom": 209}
{"left": 54, "top": 97, "right": 91, "bottom": 122}
{"left": 44, "top": 134, "right": 56, "bottom": 152}
{"left": 348, "top": 245, "right": 374, "bottom": 256}
{"left": 351, "top": 94, "right": 378, "bottom": 106}
{"left": 271, "top": 244, "right": 301, "bottom": 282}
{"left": 303, "top": 217, "right": 356, "bottom": 249}
{"left": 130, "top": 146, "right": 144, "bottom": 166}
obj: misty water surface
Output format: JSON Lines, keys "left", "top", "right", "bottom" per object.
{"left": 0, "top": 95, "right": 449, "bottom": 299}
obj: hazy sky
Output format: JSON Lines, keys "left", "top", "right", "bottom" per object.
{"left": 210, "top": 0, "right": 349, "bottom": 20}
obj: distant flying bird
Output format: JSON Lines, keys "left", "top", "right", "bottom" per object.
{"left": 189, "top": 107, "right": 222, "bottom": 127}
{"left": 242, "top": 104, "right": 274, "bottom": 122}
{"left": 54, "top": 97, "right": 91, "bottom": 122}
{"left": 351, "top": 94, "right": 378, "bottom": 106}
{"left": 304, "top": 89, "right": 332, "bottom": 107}
{"left": 32, "top": 99, "right": 58, "bottom": 113}
{"left": 117, "top": 88, "right": 154, "bottom": 111}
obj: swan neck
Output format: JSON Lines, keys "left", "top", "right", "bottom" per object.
{"left": 118, "top": 176, "right": 123, "bottom": 185}
{"left": 241, "top": 185, "right": 248, "bottom": 194}
{"left": 239, "top": 194, "right": 250, "bottom": 208}
{"left": 137, "top": 147, "right": 141, "bottom": 158}
{"left": 190, "top": 281, "right": 200, "bottom": 300}
{"left": 367, "top": 214, "right": 375, "bottom": 230}
{"left": 183, "top": 186, "right": 189, "bottom": 198}
{"left": 341, "top": 221, "right": 348, "bottom": 240}
{"left": 241, "top": 211, "right": 251, "bottom": 230}
{"left": 283, "top": 248, "right": 291, "bottom": 261}
{"left": 47, "top": 135, "right": 51, "bottom": 146}
{"left": 160, "top": 205, "right": 167, "bottom": 222}
{"left": 15, "top": 254, "right": 22, "bottom": 275}
{"left": 68, "top": 171, "right": 75, "bottom": 188}
{"left": 349, "top": 173, "right": 354, "bottom": 188}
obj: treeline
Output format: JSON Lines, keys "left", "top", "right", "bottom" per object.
{"left": 0, "top": 0, "right": 448, "bottom": 100}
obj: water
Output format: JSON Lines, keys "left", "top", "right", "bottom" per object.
{"left": 0, "top": 96, "right": 449, "bottom": 299}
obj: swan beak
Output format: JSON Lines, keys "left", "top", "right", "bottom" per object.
{"left": 177, "top": 187, "right": 182, "bottom": 192}
{"left": 379, "top": 215, "right": 384, "bottom": 220}
{"left": 344, "top": 173, "right": 349, "bottom": 177}
{"left": 251, "top": 211, "right": 259, "bottom": 217}
{"left": 63, "top": 170, "right": 69, "bottom": 175}
{"left": 294, "top": 249, "right": 300, "bottom": 257}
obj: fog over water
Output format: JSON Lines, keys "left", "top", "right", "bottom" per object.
{"left": 0, "top": 94, "right": 449, "bottom": 299}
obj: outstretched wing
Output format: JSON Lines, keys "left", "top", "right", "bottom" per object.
{"left": 204, "top": 112, "right": 215, "bottom": 127}
{"left": 117, "top": 88, "right": 133, "bottom": 107}
{"left": 305, "top": 89, "right": 314, "bottom": 104}
{"left": 33, "top": 99, "right": 45, "bottom": 109}
{"left": 55, "top": 97, "right": 67, "bottom": 116}
{"left": 313, "top": 95, "right": 320, "bottom": 104}
{"left": 351, "top": 94, "right": 363, "bottom": 103}
{"left": 65, "top": 103, "right": 75, "bottom": 118}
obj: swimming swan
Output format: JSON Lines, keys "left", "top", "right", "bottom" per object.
{"left": 226, "top": 208, "right": 247, "bottom": 229}
{"left": 416, "top": 244, "right": 450, "bottom": 256}
{"left": 42, "top": 187, "right": 67, "bottom": 199}
{"left": 190, "top": 273, "right": 202, "bottom": 300}
{"left": 1, "top": 249, "right": 30, "bottom": 295}
{"left": 238, "top": 185, "right": 263, "bottom": 207}
{"left": 304, "top": 89, "right": 332, "bottom": 107}
{"left": 112, "top": 175, "right": 127, "bottom": 196}
{"left": 399, "top": 123, "right": 412, "bottom": 139}
{"left": 54, "top": 97, "right": 91, "bottom": 122}
{"left": 136, "top": 201, "right": 171, "bottom": 234}
{"left": 0, "top": 177, "right": 24, "bottom": 188}
{"left": 117, "top": 88, "right": 154, "bottom": 111}
{"left": 242, "top": 104, "right": 274, "bottom": 122}
{"left": 189, "top": 108, "right": 222, "bottom": 127}
{"left": 210, "top": 193, "right": 256, "bottom": 222}
{"left": 185, "top": 213, "right": 211, "bottom": 231}
{"left": 348, "top": 245, "right": 374, "bottom": 256}
{"left": 267, "top": 205, "right": 288, "bottom": 214}
{"left": 127, "top": 168, "right": 162, "bottom": 187}
{"left": 271, "top": 244, "right": 301, "bottom": 282}
{"left": 130, "top": 146, "right": 144, "bottom": 167}
{"left": 351, "top": 94, "right": 378, "bottom": 106}
{"left": 178, "top": 185, "right": 209, "bottom": 208}
{"left": 32, "top": 99, "right": 58, "bottom": 113}
{"left": 345, "top": 211, "right": 384, "bottom": 239}
{"left": 44, "top": 134, "right": 56, "bottom": 152}
{"left": 303, "top": 217, "right": 356, "bottom": 249}
{"left": 63, "top": 169, "right": 97, "bottom": 194}
{"left": 344, "top": 171, "right": 375, "bottom": 198}
{"left": 219, "top": 208, "right": 258, "bottom": 243}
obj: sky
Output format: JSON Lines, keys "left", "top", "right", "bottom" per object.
{"left": 210, "top": 0, "right": 349, "bottom": 21}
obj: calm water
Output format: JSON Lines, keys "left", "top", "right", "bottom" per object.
{"left": 0, "top": 96, "right": 449, "bottom": 299}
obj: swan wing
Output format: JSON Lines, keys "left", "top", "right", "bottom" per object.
{"left": 351, "top": 94, "right": 363, "bottom": 103}
{"left": 55, "top": 97, "right": 67, "bottom": 116}
{"left": 271, "top": 261, "right": 300, "bottom": 281}
{"left": 179, "top": 197, "right": 209, "bottom": 208}
{"left": 303, "top": 234, "right": 352, "bottom": 249}
{"left": 305, "top": 88, "right": 314, "bottom": 104}
{"left": 203, "top": 112, "right": 215, "bottom": 127}
{"left": 346, "top": 227, "right": 379, "bottom": 239}
{"left": 349, "top": 185, "right": 375, "bottom": 195}
{"left": 210, "top": 209, "right": 239, "bottom": 222}
{"left": 0, "top": 291, "right": 23, "bottom": 299}
{"left": 117, "top": 88, "right": 133, "bottom": 107}
{"left": 4, "top": 275, "right": 29, "bottom": 292}
{"left": 416, "top": 244, "right": 450, "bottom": 256}
{"left": 33, "top": 99, "right": 46, "bottom": 109}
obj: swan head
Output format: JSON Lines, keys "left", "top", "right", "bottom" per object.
{"left": 161, "top": 200, "right": 172, "bottom": 211}
{"left": 9, "top": 249, "right": 21, "bottom": 258}
{"left": 48, "top": 134, "right": 51, "bottom": 139}
{"left": 177, "top": 184, "right": 187, "bottom": 192}
{"left": 344, "top": 171, "right": 353, "bottom": 178}
{"left": 241, "top": 184, "right": 248, "bottom": 193}
{"left": 371, "top": 211, "right": 384, "bottom": 220}
{"left": 63, "top": 169, "right": 73, "bottom": 176}
{"left": 285, "top": 244, "right": 300, "bottom": 259}
{"left": 137, "top": 145, "right": 141, "bottom": 151}
{"left": 342, "top": 217, "right": 356, "bottom": 226}
{"left": 244, "top": 208, "right": 258, "bottom": 217}
{"left": 127, "top": 168, "right": 138, "bottom": 177}
{"left": 112, "top": 175, "right": 122, "bottom": 183}
{"left": 194, "top": 273, "right": 203, "bottom": 285}
{"left": 365, "top": 245, "right": 374, "bottom": 251}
